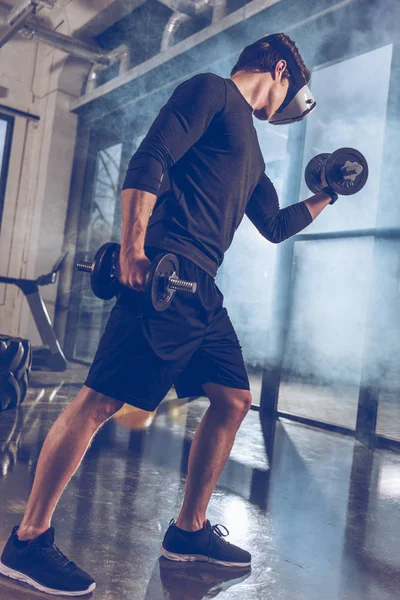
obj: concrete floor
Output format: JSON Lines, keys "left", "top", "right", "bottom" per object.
{"left": 1, "top": 363, "right": 400, "bottom": 599}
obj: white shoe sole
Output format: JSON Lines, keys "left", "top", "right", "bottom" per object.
{"left": 0, "top": 560, "right": 96, "bottom": 596}
{"left": 160, "top": 547, "right": 251, "bottom": 568}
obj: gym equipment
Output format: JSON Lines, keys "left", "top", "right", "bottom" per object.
{"left": 305, "top": 147, "right": 369, "bottom": 197}
{"left": 0, "top": 335, "right": 32, "bottom": 411}
{"left": 0, "top": 253, "right": 68, "bottom": 371}
{"left": 77, "top": 243, "right": 197, "bottom": 312}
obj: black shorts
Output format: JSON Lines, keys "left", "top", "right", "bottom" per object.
{"left": 84, "top": 249, "right": 250, "bottom": 411}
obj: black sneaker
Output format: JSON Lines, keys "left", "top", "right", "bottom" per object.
{"left": 160, "top": 519, "right": 251, "bottom": 567}
{"left": 0, "top": 526, "right": 96, "bottom": 596}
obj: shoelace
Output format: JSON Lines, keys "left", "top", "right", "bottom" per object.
{"left": 169, "top": 519, "right": 230, "bottom": 539}
{"left": 35, "top": 544, "right": 76, "bottom": 572}
{"left": 208, "top": 523, "right": 235, "bottom": 553}
{"left": 211, "top": 524, "right": 229, "bottom": 539}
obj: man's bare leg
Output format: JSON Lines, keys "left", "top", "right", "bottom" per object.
{"left": 175, "top": 382, "right": 251, "bottom": 531}
{"left": 17, "top": 386, "right": 124, "bottom": 541}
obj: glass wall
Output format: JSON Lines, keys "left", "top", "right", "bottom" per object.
{"left": 279, "top": 237, "right": 374, "bottom": 428}
{"left": 0, "top": 114, "right": 14, "bottom": 231}
{"left": 73, "top": 143, "right": 123, "bottom": 361}
{"left": 374, "top": 238, "right": 400, "bottom": 442}
{"left": 0, "top": 118, "right": 8, "bottom": 166}
{"left": 86, "top": 144, "right": 123, "bottom": 251}
{"left": 277, "top": 44, "right": 393, "bottom": 428}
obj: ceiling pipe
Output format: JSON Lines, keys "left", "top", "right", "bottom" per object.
{"left": 211, "top": 0, "right": 227, "bottom": 22}
{"left": 160, "top": 0, "right": 227, "bottom": 49}
{"left": 19, "top": 22, "right": 112, "bottom": 65}
{"left": 158, "top": 0, "right": 214, "bottom": 17}
{"left": 85, "top": 44, "right": 130, "bottom": 93}
{"left": 7, "top": 0, "right": 55, "bottom": 27}
{"left": 0, "top": 0, "right": 36, "bottom": 47}
{"left": 161, "top": 12, "right": 192, "bottom": 52}
{"left": 0, "top": 0, "right": 55, "bottom": 49}
{"left": 1, "top": 0, "right": 118, "bottom": 68}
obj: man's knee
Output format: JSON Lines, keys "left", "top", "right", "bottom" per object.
{"left": 204, "top": 382, "right": 252, "bottom": 417}
{"left": 229, "top": 390, "right": 252, "bottom": 416}
{"left": 77, "top": 386, "right": 124, "bottom": 423}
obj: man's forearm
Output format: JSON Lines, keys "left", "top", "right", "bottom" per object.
{"left": 304, "top": 191, "right": 332, "bottom": 220}
{"left": 120, "top": 188, "right": 157, "bottom": 254}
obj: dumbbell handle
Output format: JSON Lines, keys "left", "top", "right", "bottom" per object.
{"left": 77, "top": 261, "right": 197, "bottom": 294}
{"left": 164, "top": 274, "right": 197, "bottom": 294}
{"left": 77, "top": 261, "right": 92, "bottom": 272}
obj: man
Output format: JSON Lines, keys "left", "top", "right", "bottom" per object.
{"left": 0, "top": 33, "right": 335, "bottom": 596}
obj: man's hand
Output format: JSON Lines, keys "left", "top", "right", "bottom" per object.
{"left": 117, "top": 248, "right": 152, "bottom": 292}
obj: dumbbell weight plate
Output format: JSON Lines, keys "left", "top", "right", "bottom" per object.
{"left": 91, "top": 242, "right": 120, "bottom": 300}
{"left": 325, "top": 147, "right": 369, "bottom": 196}
{"left": 304, "top": 153, "right": 331, "bottom": 194}
{"left": 145, "top": 253, "right": 179, "bottom": 312}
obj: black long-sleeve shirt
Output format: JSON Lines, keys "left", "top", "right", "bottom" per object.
{"left": 123, "top": 72, "right": 313, "bottom": 278}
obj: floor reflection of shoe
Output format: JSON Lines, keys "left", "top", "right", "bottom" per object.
{"left": 0, "top": 526, "right": 96, "bottom": 596}
{"left": 161, "top": 519, "right": 252, "bottom": 567}
{"left": 159, "top": 557, "right": 251, "bottom": 599}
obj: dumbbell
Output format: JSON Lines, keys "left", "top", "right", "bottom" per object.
{"left": 305, "top": 147, "right": 369, "bottom": 201}
{"left": 77, "top": 243, "right": 197, "bottom": 312}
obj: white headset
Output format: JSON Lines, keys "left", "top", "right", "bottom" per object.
{"left": 265, "top": 35, "right": 317, "bottom": 126}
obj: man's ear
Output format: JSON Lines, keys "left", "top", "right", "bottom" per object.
{"left": 273, "top": 59, "right": 287, "bottom": 80}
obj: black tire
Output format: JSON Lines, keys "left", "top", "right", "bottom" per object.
{"left": 0, "top": 335, "right": 32, "bottom": 411}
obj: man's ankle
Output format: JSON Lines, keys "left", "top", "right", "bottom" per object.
{"left": 175, "top": 517, "right": 205, "bottom": 532}
{"left": 17, "top": 524, "right": 49, "bottom": 542}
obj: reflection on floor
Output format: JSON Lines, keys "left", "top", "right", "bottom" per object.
{"left": 1, "top": 363, "right": 400, "bottom": 599}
